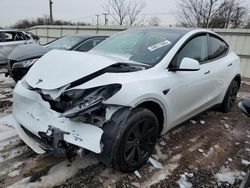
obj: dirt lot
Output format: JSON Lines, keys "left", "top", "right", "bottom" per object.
{"left": 1, "top": 69, "right": 250, "bottom": 188}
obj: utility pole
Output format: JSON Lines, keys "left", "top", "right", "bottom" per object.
{"left": 49, "top": 0, "right": 53, "bottom": 24}
{"left": 96, "top": 14, "right": 100, "bottom": 27}
{"left": 103, "top": 13, "right": 108, "bottom": 26}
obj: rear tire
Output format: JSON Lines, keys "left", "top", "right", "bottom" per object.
{"left": 100, "top": 108, "right": 159, "bottom": 172}
{"left": 221, "top": 80, "right": 239, "bottom": 112}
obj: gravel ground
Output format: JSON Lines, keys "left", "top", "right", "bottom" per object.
{"left": 0, "top": 70, "right": 250, "bottom": 188}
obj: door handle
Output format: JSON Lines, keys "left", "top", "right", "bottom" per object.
{"left": 228, "top": 63, "right": 233, "bottom": 67}
{"left": 204, "top": 70, "right": 210, "bottom": 75}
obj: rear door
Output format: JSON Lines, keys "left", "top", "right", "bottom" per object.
{"left": 205, "top": 34, "right": 232, "bottom": 101}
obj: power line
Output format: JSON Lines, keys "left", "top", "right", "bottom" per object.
{"left": 139, "top": 12, "right": 175, "bottom": 16}
{"left": 66, "top": 12, "right": 175, "bottom": 25}
{"left": 68, "top": 14, "right": 98, "bottom": 22}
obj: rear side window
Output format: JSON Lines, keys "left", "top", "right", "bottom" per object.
{"left": 13, "top": 32, "right": 26, "bottom": 41}
{"left": 4, "top": 32, "right": 14, "bottom": 41}
{"left": 175, "top": 35, "right": 208, "bottom": 67}
{"left": 209, "top": 35, "right": 228, "bottom": 60}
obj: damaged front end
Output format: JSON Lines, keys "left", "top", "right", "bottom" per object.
{"left": 12, "top": 50, "right": 149, "bottom": 159}
{"left": 42, "top": 84, "right": 121, "bottom": 123}
{"left": 22, "top": 125, "right": 76, "bottom": 158}
{"left": 13, "top": 80, "right": 123, "bottom": 159}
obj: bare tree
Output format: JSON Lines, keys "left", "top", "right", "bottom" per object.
{"left": 127, "top": 1, "right": 145, "bottom": 26}
{"left": 177, "top": 0, "right": 248, "bottom": 28}
{"left": 127, "top": 16, "right": 146, "bottom": 26}
{"left": 103, "top": 0, "right": 145, "bottom": 26}
{"left": 232, "top": 7, "right": 249, "bottom": 28}
{"left": 177, "top": 0, "right": 224, "bottom": 28}
{"left": 245, "top": 17, "right": 250, "bottom": 28}
{"left": 210, "top": 0, "right": 248, "bottom": 28}
{"left": 103, "top": 0, "right": 128, "bottom": 25}
{"left": 148, "top": 16, "right": 161, "bottom": 26}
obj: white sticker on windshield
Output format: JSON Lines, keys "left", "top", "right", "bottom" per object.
{"left": 147, "top": 40, "right": 172, "bottom": 51}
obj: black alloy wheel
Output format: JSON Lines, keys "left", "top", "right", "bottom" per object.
{"left": 122, "top": 118, "right": 158, "bottom": 167}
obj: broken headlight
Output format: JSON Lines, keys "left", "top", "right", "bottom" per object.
{"left": 60, "top": 84, "right": 121, "bottom": 118}
{"left": 12, "top": 58, "right": 39, "bottom": 68}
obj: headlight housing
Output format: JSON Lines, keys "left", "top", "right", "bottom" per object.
{"left": 60, "top": 84, "right": 121, "bottom": 118}
{"left": 12, "top": 58, "right": 39, "bottom": 69}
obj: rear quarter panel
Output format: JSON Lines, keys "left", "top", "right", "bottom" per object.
{"left": 218, "top": 51, "right": 241, "bottom": 102}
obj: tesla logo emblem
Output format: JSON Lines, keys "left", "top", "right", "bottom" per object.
{"left": 36, "top": 79, "right": 43, "bottom": 85}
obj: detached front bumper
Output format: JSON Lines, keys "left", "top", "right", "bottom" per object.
{"left": 13, "top": 81, "right": 104, "bottom": 154}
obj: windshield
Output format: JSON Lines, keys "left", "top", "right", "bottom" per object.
{"left": 91, "top": 29, "right": 181, "bottom": 65}
{"left": 46, "top": 36, "right": 83, "bottom": 50}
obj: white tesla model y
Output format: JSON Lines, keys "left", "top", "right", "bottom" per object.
{"left": 13, "top": 28, "right": 241, "bottom": 172}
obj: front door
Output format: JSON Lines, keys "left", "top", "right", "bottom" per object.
{"left": 165, "top": 34, "right": 216, "bottom": 127}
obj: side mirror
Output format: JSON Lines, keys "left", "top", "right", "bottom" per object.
{"left": 170, "top": 57, "right": 200, "bottom": 71}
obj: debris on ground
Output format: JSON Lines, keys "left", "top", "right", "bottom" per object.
{"left": 190, "top": 120, "right": 196, "bottom": 124}
{"left": 177, "top": 173, "right": 193, "bottom": 188}
{"left": 242, "top": 159, "right": 250, "bottom": 166}
{"left": 134, "top": 171, "right": 141, "bottom": 179}
{"left": 224, "top": 123, "right": 230, "bottom": 129}
{"left": 215, "top": 167, "right": 243, "bottom": 185}
{"left": 200, "top": 120, "right": 205, "bottom": 125}
{"left": 8, "top": 170, "right": 21, "bottom": 178}
{"left": 131, "top": 182, "right": 140, "bottom": 187}
{"left": 198, "top": 149, "right": 204, "bottom": 153}
{"left": 148, "top": 157, "right": 163, "bottom": 169}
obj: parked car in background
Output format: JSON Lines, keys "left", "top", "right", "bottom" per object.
{"left": 13, "top": 28, "right": 241, "bottom": 172}
{"left": 0, "top": 30, "right": 39, "bottom": 65}
{"left": 6, "top": 34, "right": 108, "bottom": 81}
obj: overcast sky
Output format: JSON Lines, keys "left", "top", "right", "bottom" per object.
{"left": 0, "top": 0, "right": 179, "bottom": 27}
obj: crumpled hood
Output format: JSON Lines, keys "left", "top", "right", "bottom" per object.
{"left": 8, "top": 44, "right": 50, "bottom": 61}
{"left": 25, "top": 50, "right": 118, "bottom": 90}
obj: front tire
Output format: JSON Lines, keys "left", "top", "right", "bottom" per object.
{"left": 100, "top": 108, "right": 159, "bottom": 172}
{"left": 221, "top": 80, "right": 239, "bottom": 112}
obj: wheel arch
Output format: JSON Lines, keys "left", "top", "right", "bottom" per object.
{"left": 220, "top": 74, "right": 241, "bottom": 112}
{"left": 135, "top": 100, "right": 166, "bottom": 135}
{"left": 222, "top": 74, "right": 241, "bottom": 101}
{"left": 233, "top": 74, "right": 241, "bottom": 89}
